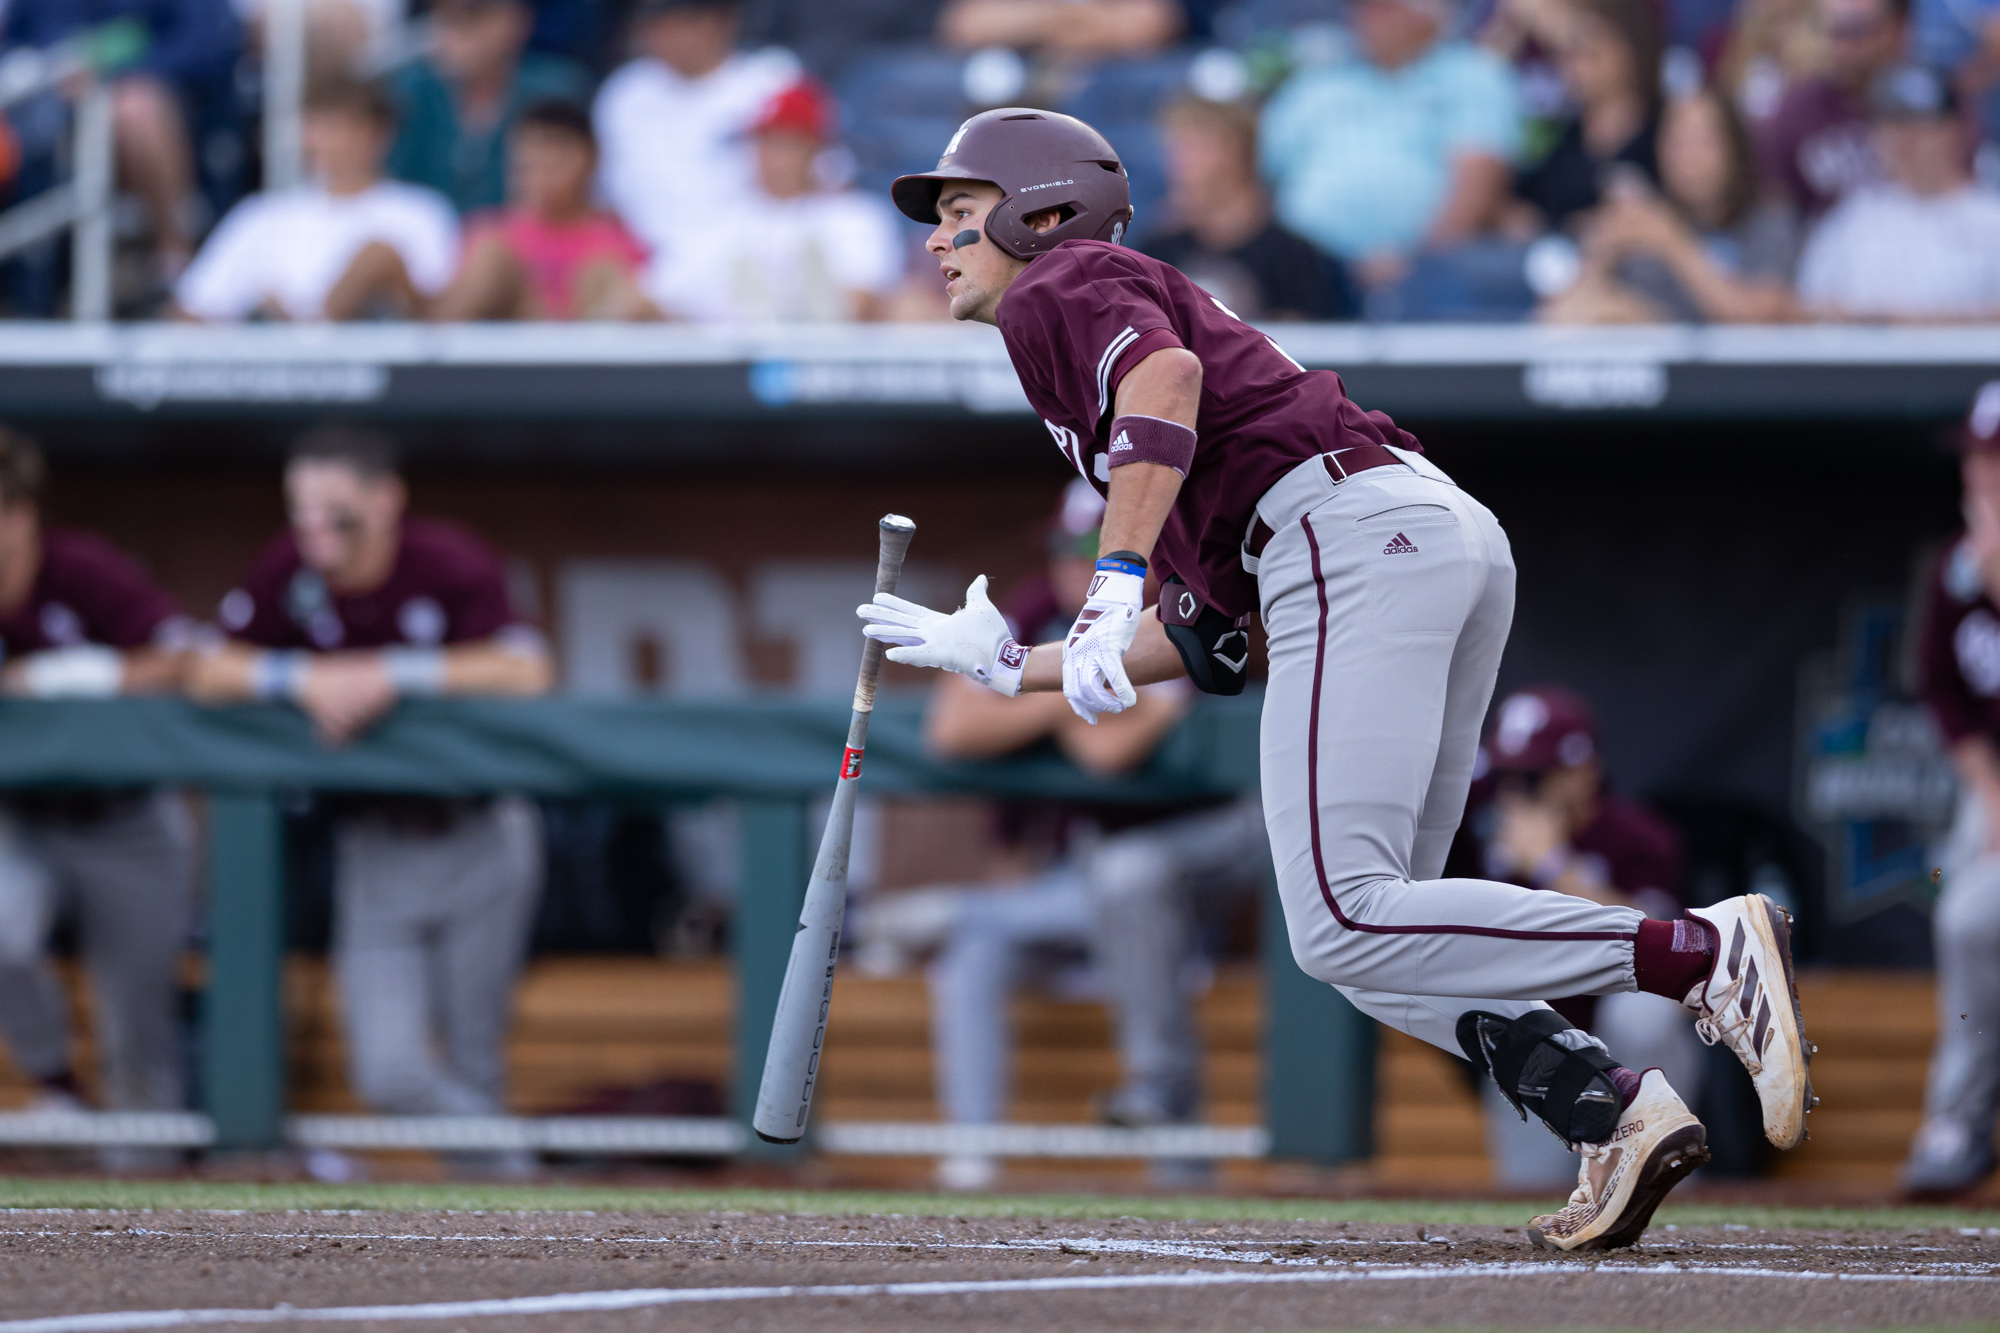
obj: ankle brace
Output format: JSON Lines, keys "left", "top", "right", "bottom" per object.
{"left": 1458, "top": 1009, "right": 1625, "bottom": 1146}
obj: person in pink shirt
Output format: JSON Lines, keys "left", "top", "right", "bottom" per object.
{"left": 336, "top": 98, "right": 659, "bottom": 320}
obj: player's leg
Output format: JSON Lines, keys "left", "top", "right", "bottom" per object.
{"left": 0, "top": 812, "right": 72, "bottom": 1095}
{"left": 1258, "top": 463, "right": 1708, "bottom": 1247}
{"left": 333, "top": 816, "right": 479, "bottom": 1115}
{"left": 1086, "top": 796, "right": 1263, "bottom": 1124}
{"left": 1905, "top": 793, "right": 2000, "bottom": 1193}
{"left": 433, "top": 798, "right": 543, "bottom": 1116}
{"left": 57, "top": 794, "right": 196, "bottom": 1113}
{"left": 1258, "top": 468, "right": 1651, "bottom": 1007}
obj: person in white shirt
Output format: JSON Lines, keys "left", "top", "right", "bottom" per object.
{"left": 1796, "top": 64, "right": 2000, "bottom": 321}
{"left": 648, "top": 79, "right": 905, "bottom": 321}
{"left": 592, "top": 0, "right": 799, "bottom": 265}
{"left": 174, "top": 79, "right": 459, "bottom": 322}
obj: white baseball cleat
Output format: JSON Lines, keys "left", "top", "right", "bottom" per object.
{"left": 1528, "top": 1069, "right": 1708, "bottom": 1253}
{"left": 1682, "top": 893, "right": 1816, "bottom": 1149}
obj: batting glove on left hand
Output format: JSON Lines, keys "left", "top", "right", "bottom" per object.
{"left": 858, "top": 575, "right": 1027, "bottom": 696}
{"left": 1062, "top": 565, "right": 1144, "bottom": 724}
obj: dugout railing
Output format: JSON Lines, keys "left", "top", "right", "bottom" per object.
{"left": 0, "top": 693, "right": 1372, "bottom": 1166}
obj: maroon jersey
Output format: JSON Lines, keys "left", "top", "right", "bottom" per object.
{"left": 0, "top": 527, "right": 184, "bottom": 663}
{"left": 996, "top": 240, "right": 1421, "bottom": 619}
{"left": 1917, "top": 535, "right": 2000, "bottom": 747}
{"left": 1755, "top": 78, "right": 1876, "bottom": 219}
{"left": 220, "top": 516, "right": 529, "bottom": 650}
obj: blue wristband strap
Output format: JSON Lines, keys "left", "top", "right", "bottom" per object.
{"left": 1096, "top": 552, "right": 1148, "bottom": 578}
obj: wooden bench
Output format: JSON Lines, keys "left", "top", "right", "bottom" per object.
{"left": 0, "top": 961, "right": 1949, "bottom": 1187}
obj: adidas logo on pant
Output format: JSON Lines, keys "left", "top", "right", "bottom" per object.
{"left": 1382, "top": 533, "right": 1418, "bottom": 555}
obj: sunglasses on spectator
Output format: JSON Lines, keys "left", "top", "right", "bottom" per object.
{"left": 1825, "top": 15, "right": 1888, "bottom": 39}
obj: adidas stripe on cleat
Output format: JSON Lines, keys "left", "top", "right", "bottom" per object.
{"left": 1682, "top": 894, "right": 1815, "bottom": 1149}
{"left": 1528, "top": 1068, "right": 1709, "bottom": 1253}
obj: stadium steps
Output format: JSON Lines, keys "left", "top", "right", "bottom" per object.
{"left": 0, "top": 961, "right": 1951, "bottom": 1187}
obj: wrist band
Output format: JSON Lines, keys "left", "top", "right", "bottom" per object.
{"left": 1096, "top": 552, "right": 1148, "bottom": 578}
{"left": 1106, "top": 414, "right": 1197, "bottom": 476}
{"left": 381, "top": 647, "right": 447, "bottom": 696}
{"left": 253, "top": 650, "right": 307, "bottom": 701}
{"left": 983, "top": 638, "right": 1028, "bottom": 698}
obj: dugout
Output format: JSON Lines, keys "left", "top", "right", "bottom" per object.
{"left": 0, "top": 320, "right": 1985, "bottom": 1170}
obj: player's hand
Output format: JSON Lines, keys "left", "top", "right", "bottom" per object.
{"left": 296, "top": 653, "right": 400, "bottom": 745}
{"left": 1062, "top": 566, "right": 1143, "bottom": 724}
{"left": 858, "top": 575, "right": 1027, "bottom": 696}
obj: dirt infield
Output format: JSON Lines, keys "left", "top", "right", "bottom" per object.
{"left": 0, "top": 1207, "right": 1994, "bottom": 1331}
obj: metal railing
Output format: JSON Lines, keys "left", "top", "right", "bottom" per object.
{"left": 0, "top": 23, "right": 144, "bottom": 321}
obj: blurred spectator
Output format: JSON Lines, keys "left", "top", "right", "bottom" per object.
{"left": 741, "top": 0, "right": 948, "bottom": 80}
{"left": 232, "top": 0, "right": 409, "bottom": 79}
{"left": 1510, "top": 0, "right": 1664, "bottom": 233}
{"left": 1756, "top": 0, "right": 1909, "bottom": 219}
{"left": 4, "top": 0, "right": 243, "bottom": 279}
{"left": 1447, "top": 687, "right": 1701, "bottom": 1190}
{"left": 189, "top": 427, "right": 552, "bottom": 1179}
{"left": 937, "top": 0, "right": 1204, "bottom": 57}
{"left": 1912, "top": 0, "right": 2000, "bottom": 146}
{"left": 1260, "top": 0, "right": 1521, "bottom": 288}
{"left": 1796, "top": 65, "right": 2000, "bottom": 320}
{"left": 1905, "top": 380, "right": 2000, "bottom": 1197}
{"left": 1718, "top": 0, "right": 1828, "bottom": 121}
{"left": 648, "top": 80, "right": 903, "bottom": 320}
{"left": 1137, "top": 97, "right": 1354, "bottom": 320}
{"left": 341, "top": 98, "right": 658, "bottom": 319}
{"left": 1540, "top": 88, "right": 1799, "bottom": 321}
{"left": 593, "top": 0, "right": 800, "bottom": 265}
{"left": 174, "top": 78, "right": 458, "bottom": 321}
{"left": 385, "top": 0, "right": 590, "bottom": 215}
{"left": 856, "top": 482, "right": 1264, "bottom": 1189}
{"left": 0, "top": 428, "right": 196, "bottom": 1159}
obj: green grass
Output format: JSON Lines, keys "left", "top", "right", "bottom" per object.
{"left": 1, "top": 1178, "right": 1996, "bottom": 1231}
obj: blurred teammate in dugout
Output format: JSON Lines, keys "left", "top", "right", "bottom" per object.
{"left": 1444, "top": 686, "right": 1705, "bottom": 1189}
{"left": 852, "top": 479, "right": 1266, "bottom": 1191}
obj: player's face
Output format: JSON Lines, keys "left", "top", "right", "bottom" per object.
{"left": 285, "top": 460, "right": 406, "bottom": 583}
{"left": 927, "top": 183, "right": 1020, "bottom": 324}
{"left": 510, "top": 126, "right": 594, "bottom": 217}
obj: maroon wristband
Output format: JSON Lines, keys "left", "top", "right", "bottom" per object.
{"left": 1106, "top": 414, "right": 1197, "bottom": 476}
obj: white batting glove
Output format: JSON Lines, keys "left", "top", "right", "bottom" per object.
{"left": 1062, "top": 565, "right": 1143, "bottom": 724}
{"left": 858, "top": 575, "right": 1027, "bottom": 696}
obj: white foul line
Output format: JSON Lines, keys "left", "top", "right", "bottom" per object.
{"left": 0, "top": 1262, "right": 1995, "bottom": 1330}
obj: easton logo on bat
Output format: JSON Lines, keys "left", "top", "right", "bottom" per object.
{"left": 840, "top": 746, "right": 864, "bottom": 779}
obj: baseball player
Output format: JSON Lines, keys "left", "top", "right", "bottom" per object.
{"left": 1904, "top": 380, "right": 2000, "bottom": 1196}
{"left": 189, "top": 426, "right": 552, "bottom": 1177}
{"left": 0, "top": 427, "right": 197, "bottom": 1149}
{"left": 857, "top": 109, "right": 1814, "bottom": 1249}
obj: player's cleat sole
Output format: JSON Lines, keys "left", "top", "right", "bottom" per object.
{"left": 1528, "top": 1069, "right": 1709, "bottom": 1254}
{"left": 1683, "top": 894, "right": 1815, "bottom": 1149}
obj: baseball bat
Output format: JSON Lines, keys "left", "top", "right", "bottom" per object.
{"left": 752, "top": 512, "right": 917, "bottom": 1145}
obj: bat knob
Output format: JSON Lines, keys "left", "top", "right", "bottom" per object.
{"left": 880, "top": 514, "right": 916, "bottom": 533}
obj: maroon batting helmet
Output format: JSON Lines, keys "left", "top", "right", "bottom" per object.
{"left": 890, "top": 108, "right": 1133, "bottom": 261}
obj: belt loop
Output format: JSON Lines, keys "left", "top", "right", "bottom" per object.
{"left": 1322, "top": 449, "right": 1348, "bottom": 483}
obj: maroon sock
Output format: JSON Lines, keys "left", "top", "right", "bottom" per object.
{"left": 1632, "top": 917, "right": 1716, "bottom": 1001}
{"left": 1607, "top": 1065, "right": 1644, "bottom": 1110}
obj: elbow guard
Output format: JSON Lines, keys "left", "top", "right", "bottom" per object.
{"left": 1457, "top": 1008, "right": 1623, "bottom": 1146}
{"left": 1158, "top": 576, "right": 1250, "bottom": 696}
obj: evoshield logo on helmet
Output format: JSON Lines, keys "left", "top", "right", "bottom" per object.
{"left": 890, "top": 108, "right": 1135, "bottom": 261}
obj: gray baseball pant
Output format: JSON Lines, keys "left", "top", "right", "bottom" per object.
{"left": 0, "top": 793, "right": 195, "bottom": 1109}
{"left": 332, "top": 796, "right": 542, "bottom": 1116}
{"left": 1915, "top": 791, "right": 2000, "bottom": 1153}
{"left": 1086, "top": 794, "right": 1267, "bottom": 1117}
{"left": 1253, "top": 448, "right": 1646, "bottom": 1058}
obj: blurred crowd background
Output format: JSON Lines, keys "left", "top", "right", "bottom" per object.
{"left": 1, "top": 0, "right": 1997, "bottom": 323}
